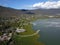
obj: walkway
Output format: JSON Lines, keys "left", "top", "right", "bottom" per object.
{"left": 19, "top": 30, "right": 40, "bottom": 37}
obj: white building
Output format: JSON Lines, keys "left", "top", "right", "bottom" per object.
{"left": 49, "top": 16, "right": 54, "bottom": 18}
{"left": 16, "top": 28, "right": 26, "bottom": 33}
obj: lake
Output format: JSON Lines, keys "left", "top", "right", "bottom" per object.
{"left": 32, "top": 18, "right": 60, "bottom": 45}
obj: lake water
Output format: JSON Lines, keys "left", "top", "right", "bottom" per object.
{"left": 32, "top": 18, "right": 60, "bottom": 45}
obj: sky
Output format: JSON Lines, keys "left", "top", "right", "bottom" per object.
{"left": 0, "top": 0, "right": 60, "bottom": 9}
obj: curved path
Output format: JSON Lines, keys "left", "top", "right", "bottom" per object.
{"left": 20, "top": 30, "right": 40, "bottom": 37}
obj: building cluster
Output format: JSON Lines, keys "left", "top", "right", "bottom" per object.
{"left": 0, "top": 33, "right": 12, "bottom": 41}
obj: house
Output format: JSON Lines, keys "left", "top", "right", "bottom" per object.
{"left": 16, "top": 28, "right": 26, "bottom": 33}
{"left": 48, "top": 16, "right": 54, "bottom": 18}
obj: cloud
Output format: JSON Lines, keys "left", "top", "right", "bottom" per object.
{"left": 31, "top": 1, "right": 60, "bottom": 9}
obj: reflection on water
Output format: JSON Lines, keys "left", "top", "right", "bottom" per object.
{"left": 32, "top": 18, "right": 60, "bottom": 45}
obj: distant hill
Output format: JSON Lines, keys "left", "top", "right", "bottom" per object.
{"left": 0, "top": 6, "right": 60, "bottom": 17}
{"left": 31, "top": 9, "right": 60, "bottom": 16}
{"left": 0, "top": 6, "right": 34, "bottom": 17}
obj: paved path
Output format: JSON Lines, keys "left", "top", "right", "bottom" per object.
{"left": 20, "top": 30, "right": 40, "bottom": 37}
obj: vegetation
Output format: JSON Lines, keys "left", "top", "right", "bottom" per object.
{"left": 13, "top": 24, "right": 44, "bottom": 45}
{"left": 0, "top": 16, "right": 44, "bottom": 45}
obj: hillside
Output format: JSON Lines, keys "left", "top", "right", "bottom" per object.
{"left": 0, "top": 6, "right": 34, "bottom": 17}
{"left": 31, "top": 9, "right": 60, "bottom": 16}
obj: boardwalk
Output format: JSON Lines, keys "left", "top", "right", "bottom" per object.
{"left": 19, "top": 30, "right": 40, "bottom": 37}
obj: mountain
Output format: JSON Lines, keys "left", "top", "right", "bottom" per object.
{"left": 0, "top": 6, "right": 34, "bottom": 17}
{"left": 0, "top": 6, "right": 60, "bottom": 17}
{"left": 31, "top": 9, "right": 60, "bottom": 16}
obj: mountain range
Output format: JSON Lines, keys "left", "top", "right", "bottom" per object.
{"left": 0, "top": 6, "right": 60, "bottom": 17}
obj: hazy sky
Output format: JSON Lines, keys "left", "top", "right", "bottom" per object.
{"left": 0, "top": 0, "right": 60, "bottom": 9}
